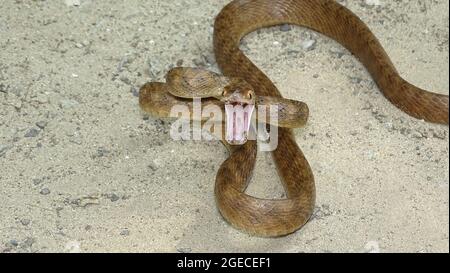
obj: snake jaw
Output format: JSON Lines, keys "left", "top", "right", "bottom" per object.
{"left": 222, "top": 84, "right": 256, "bottom": 145}
{"left": 224, "top": 102, "right": 255, "bottom": 145}
{"left": 223, "top": 89, "right": 256, "bottom": 145}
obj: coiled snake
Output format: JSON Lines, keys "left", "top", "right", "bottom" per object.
{"left": 139, "top": 0, "right": 449, "bottom": 237}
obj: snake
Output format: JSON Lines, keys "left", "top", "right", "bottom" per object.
{"left": 139, "top": 0, "right": 449, "bottom": 237}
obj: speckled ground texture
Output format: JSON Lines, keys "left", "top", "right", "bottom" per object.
{"left": 0, "top": 0, "right": 448, "bottom": 253}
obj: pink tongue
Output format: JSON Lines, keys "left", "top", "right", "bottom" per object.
{"left": 225, "top": 104, "right": 255, "bottom": 145}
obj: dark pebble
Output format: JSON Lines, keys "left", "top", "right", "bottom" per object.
{"left": 40, "top": 188, "right": 51, "bottom": 195}
{"left": 205, "top": 55, "right": 215, "bottom": 65}
{"left": 0, "top": 83, "right": 8, "bottom": 93}
{"left": 120, "top": 229, "right": 130, "bottom": 236}
{"left": 96, "top": 147, "right": 110, "bottom": 157}
{"left": 119, "top": 76, "right": 131, "bottom": 85}
{"left": 280, "top": 24, "right": 292, "bottom": 31}
{"left": 148, "top": 163, "right": 158, "bottom": 172}
{"left": 131, "top": 86, "right": 139, "bottom": 97}
{"left": 349, "top": 76, "right": 363, "bottom": 84}
{"left": 35, "top": 121, "right": 47, "bottom": 129}
{"left": 192, "top": 58, "right": 205, "bottom": 67}
{"left": 9, "top": 240, "right": 19, "bottom": 247}
{"left": 24, "top": 128, "right": 40, "bottom": 138}
{"left": 108, "top": 193, "right": 120, "bottom": 202}
{"left": 330, "top": 48, "right": 345, "bottom": 58}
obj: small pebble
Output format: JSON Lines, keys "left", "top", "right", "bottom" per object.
{"left": 60, "top": 99, "right": 79, "bottom": 109}
{"left": 330, "top": 47, "right": 345, "bottom": 58}
{"left": 131, "top": 86, "right": 139, "bottom": 97}
{"left": 432, "top": 131, "right": 446, "bottom": 140}
{"left": 9, "top": 240, "right": 19, "bottom": 247}
{"left": 20, "top": 219, "right": 30, "bottom": 226}
{"left": 35, "top": 121, "right": 47, "bottom": 129}
{"left": 280, "top": 24, "right": 292, "bottom": 32}
{"left": 117, "top": 57, "right": 129, "bottom": 73}
{"left": 148, "top": 162, "right": 158, "bottom": 172}
{"left": 119, "top": 75, "right": 131, "bottom": 85}
{"left": 108, "top": 193, "right": 120, "bottom": 202}
{"left": 205, "top": 55, "right": 215, "bottom": 65}
{"left": 301, "top": 39, "right": 316, "bottom": 51}
{"left": 349, "top": 76, "right": 363, "bottom": 84}
{"left": 362, "top": 102, "right": 373, "bottom": 110}
{"left": 0, "top": 144, "right": 11, "bottom": 156}
{"left": 411, "top": 131, "right": 423, "bottom": 139}
{"left": 120, "top": 229, "right": 130, "bottom": 236}
{"left": 0, "top": 83, "right": 8, "bottom": 93}
{"left": 22, "top": 237, "right": 35, "bottom": 248}
{"left": 96, "top": 147, "right": 110, "bottom": 157}
{"left": 32, "top": 178, "right": 42, "bottom": 185}
{"left": 40, "top": 188, "right": 51, "bottom": 195}
{"left": 24, "top": 128, "right": 40, "bottom": 138}
{"left": 192, "top": 58, "right": 205, "bottom": 67}
{"left": 385, "top": 122, "right": 393, "bottom": 130}
{"left": 177, "top": 247, "right": 192, "bottom": 253}
{"left": 366, "top": 150, "right": 375, "bottom": 160}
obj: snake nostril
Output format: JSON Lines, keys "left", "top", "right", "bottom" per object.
{"left": 222, "top": 89, "right": 232, "bottom": 99}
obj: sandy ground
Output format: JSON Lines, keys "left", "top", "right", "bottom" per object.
{"left": 0, "top": 0, "right": 448, "bottom": 253}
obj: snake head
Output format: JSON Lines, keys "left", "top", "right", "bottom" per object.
{"left": 220, "top": 79, "right": 256, "bottom": 145}
{"left": 220, "top": 79, "right": 255, "bottom": 104}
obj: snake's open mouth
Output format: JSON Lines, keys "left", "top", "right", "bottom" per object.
{"left": 224, "top": 102, "right": 255, "bottom": 145}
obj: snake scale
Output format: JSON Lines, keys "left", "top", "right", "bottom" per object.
{"left": 139, "top": 0, "right": 449, "bottom": 237}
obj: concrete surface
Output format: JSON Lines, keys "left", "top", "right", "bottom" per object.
{"left": 0, "top": 0, "right": 448, "bottom": 253}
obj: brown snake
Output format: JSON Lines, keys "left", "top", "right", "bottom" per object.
{"left": 139, "top": 0, "right": 449, "bottom": 237}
